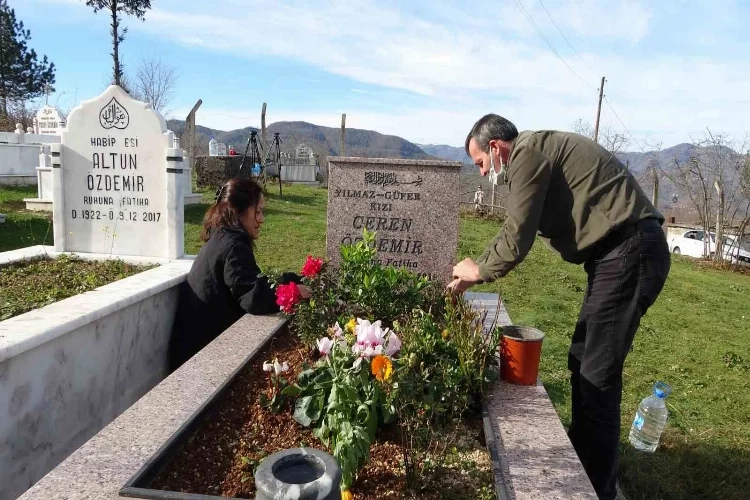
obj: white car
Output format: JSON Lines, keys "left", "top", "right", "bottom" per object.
{"left": 724, "top": 235, "right": 750, "bottom": 266}
{"left": 669, "top": 229, "right": 716, "bottom": 258}
{"left": 670, "top": 230, "right": 750, "bottom": 265}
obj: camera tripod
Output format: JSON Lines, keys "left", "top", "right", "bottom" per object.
{"left": 237, "top": 131, "right": 283, "bottom": 195}
{"left": 238, "top": 131, "right": 263, "bottom": 181}
{"left": 263, "top": 133, "right": 283, "bottom": 196}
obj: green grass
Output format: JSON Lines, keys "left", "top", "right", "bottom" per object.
{"left": 2, "top": 183, "right": 749, "bottom": 499}
{"left": 0, "top": 255, "right": 152, "bottom": 320}
{"left": 184, "top": 183, "right": 328, "bottom": 271}
{"left": 458, "top": 216, "right": 750, "bottom": 500}
{"left": 0, "top": 186, "right": 53, "bottom": 251}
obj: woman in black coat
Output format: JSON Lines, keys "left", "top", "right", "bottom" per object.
{"left": 168, "top": 177, "right": 310, "bottom": 372}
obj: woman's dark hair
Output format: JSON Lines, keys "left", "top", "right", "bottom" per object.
{"left": 465, "top": 114, "right": 519, "bottom": 155}
{"left": 201, "top": 177, "right": 263, "bottom": 242}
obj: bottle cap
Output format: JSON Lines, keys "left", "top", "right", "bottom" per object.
{"left": 653, "top": 381, "right": 672, "bottom": 399}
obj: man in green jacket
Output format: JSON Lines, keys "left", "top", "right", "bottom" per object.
{"left": 450, "top": 114, "right": 670, "bottom": 500}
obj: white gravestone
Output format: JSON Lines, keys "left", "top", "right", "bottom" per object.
{"left": 52, "top": 85, "right": 184, "bottom": 259}
{"left": 35, "top": 105, "right": 66, "bottom": 135}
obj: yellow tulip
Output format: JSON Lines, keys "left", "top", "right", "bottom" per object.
{"left": 345, "top": 318, "right": 357, "bottom": 334}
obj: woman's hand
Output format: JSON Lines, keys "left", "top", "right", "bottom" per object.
{"left": 297, "top": 284, "right": 312, "bottom": 300}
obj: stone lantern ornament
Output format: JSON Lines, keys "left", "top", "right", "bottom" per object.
{"left": 254, "top": 447, "right": 342, "bottom": 500}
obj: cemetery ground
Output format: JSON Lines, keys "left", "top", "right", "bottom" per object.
{"left": 1, "top": 182, "right": 749, "bottom": 499}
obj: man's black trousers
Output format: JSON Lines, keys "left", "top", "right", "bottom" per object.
{"left": 567, "top": 218, "right": 671, "bottom": 499}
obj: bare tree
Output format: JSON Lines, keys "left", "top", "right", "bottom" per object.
{"left": 662, "top": 129, "right": 749, "bottom": 261}
{"left": 0, "top": 99, "right": 37, "bottom": 131}
{"left": 573, "top": 118, "right": 630, "bottom": 155}
{"left": 635, "top": 140, "right": 663, "bottom": 208}
{"left": 133, "top": 55, "right": 178, "bottom": 115}
{"left": 727, "top": 144, "right": 750, "bottom": 263}
{"left": 101, "top": 69, "right": 135, "bottom": 95}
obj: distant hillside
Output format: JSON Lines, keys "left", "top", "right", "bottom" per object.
{"left": 424, "top": 140, "right": 745, "bottom": 217}
{"left": 418, "top": 144, "right": 471, "bottom": 164}
{"left": 419, "top": 141, "right": 702, "bottom": 171}
{"left": 616, "top": 143, "right": 696, "bottom": 174}
{"left": 168, "top": 119, "right": 435, "bottom": 162}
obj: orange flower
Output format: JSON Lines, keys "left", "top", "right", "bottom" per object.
{"left": 371, "top": 355, "right": 393, "bottom": 382}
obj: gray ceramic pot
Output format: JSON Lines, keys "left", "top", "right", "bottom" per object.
{"left": 254, "top": 447, "right": 342, "bottom": 500}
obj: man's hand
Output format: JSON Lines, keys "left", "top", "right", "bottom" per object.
{"left": 447, "top": 278, "right": 474, "bottom": 294}
{"left": 452, "top": 257, "right": 481, "bottom": 282}
{"left": 447, "top": 258, "right": 482, "bottom": 294}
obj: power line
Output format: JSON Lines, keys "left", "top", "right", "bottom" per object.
{"left": 537, "top": 0, "right": 595, "bottom": 75}
{"left": 515, "top": 0, "right": 647, "bottom": 154}
{"left": 511, "top": 0, "right": 595, "bottom": 92}
{"left": 603, "top": 95, "right": 645, "bottom": 152}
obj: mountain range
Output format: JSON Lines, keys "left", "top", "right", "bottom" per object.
{"left": 167, "top": 119, "right": 434, "bottom": 162}
{"left": 168, "top": 118, "right": 728, "bottom": 173}
{"left": 170, "top": 119, "right": 742, "bottom": 212}
{"left": 417, "top": 144, "right": 471, "bottom": 164}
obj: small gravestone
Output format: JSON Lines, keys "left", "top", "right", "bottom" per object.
{"left": 35, "top": 105, "right": 66, "bottom": 135}
{"left": 52, "top": 85, "right": 184, "bottom": 259}
{"left": 326, "top": 157, "right": 462, "bottom": 283}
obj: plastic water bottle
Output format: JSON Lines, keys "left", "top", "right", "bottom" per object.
{"left": 629, "top": 381, "right": 671, "bottom": 452}
{"left": 209, "top": 137, "right": 218, "bottom": 156}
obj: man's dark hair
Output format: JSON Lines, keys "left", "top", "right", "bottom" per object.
{"left": 465, "top": 114, "right": 519, "bottom": 155}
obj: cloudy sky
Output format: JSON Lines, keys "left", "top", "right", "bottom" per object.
{"left": 15, "top": 0, "right": 750, "bottom": 150}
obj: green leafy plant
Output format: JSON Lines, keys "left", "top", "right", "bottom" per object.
{"left": 287, "top": 266, "right": 347, "bottom": 347}
{"left": 286, "top": 229, "right": 436, "bottom": 350}
{"left": 285, "top": 321, "right": 397, "bottom": 492}
{"left": 262, "top": 229, "right": 500, "bottom": 493}
{"left": 388, "top": 295, "right": 500, "bottom": 490}
{"left": 338, "top": 229, "right": 432, "bottom": 324}
{"left": 259, "top": 358, "right": 293, "bottom": 413}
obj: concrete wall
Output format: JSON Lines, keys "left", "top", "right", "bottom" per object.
{"left": 0, "top": 132, "right": 61, "bottom": 185}
{"left": 0, "top": 131, "right": 61, "bottom": 145}
{"left": 16, "top": 292, "right": 597, "bottom": 500}
{"left": 0, "top": 249, "right": 193, "bottom": 500}
{"left": 194, "top": 155, "right": 319, "bottom": 189}
{"left": 194, "top": 155, "right": 244, "bottom": 189}
{"left": 281, "top": 164, "right": 317, "bottom": 182}
{"left": 0, "top": 143, "right": 39, "bottom": 178}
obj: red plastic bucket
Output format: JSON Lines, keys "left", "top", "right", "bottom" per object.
{"left": 500, "top": 326, "right": 545, "bottom": 385}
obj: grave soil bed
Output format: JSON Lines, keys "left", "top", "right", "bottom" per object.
{"left": 0, "top": 255, "right": 154, "bottom": 321}
{"left": 148, "top": 329, "right": 495, "bottom": 500}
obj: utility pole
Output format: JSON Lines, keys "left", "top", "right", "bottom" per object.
{"left": 340, "top": 113, "right": 347, "bottom": 156}
{"left": 185, "top": 99, "right": 203, "bottom": 162}
{"left": 261, "top": 103, "right": 267, "bottom": 153}
{"left": 594, "top": 76, "right": 605, "bottom": 144}
{"left": 652, "top": 167, "right": 659, "bottom": 209}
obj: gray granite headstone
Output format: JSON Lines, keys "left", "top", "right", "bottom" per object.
{"left": 326, "top": 157, "right": 462, "bottom": 283}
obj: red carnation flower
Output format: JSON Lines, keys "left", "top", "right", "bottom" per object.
{"left": 276, "top": 282, "right": 301, "bottom": 313}
{"left": 301, "top": 255, "right": 324, "bottom": 278}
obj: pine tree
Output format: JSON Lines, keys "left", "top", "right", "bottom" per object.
{"left": 0, "top": 0, "right": 56, "bottom": 118}
{"left": 85, "top": 0, "right": 151, "bottom": 89}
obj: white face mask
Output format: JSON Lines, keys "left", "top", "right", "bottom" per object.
{"left": 488, "top": 147, "right": 508, "bottom": 185}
